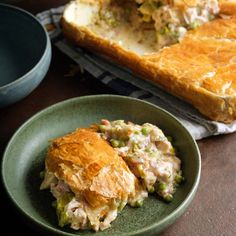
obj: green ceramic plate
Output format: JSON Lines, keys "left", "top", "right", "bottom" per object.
{"left": 1, "top": 95, "right": 201, "bottom": 236}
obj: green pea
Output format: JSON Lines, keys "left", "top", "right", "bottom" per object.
{"left": 175, "top": 174, "right": 184, "bottom": 184}
{"left": 148, "top": 186, "right": 155, "bottom": 193}
{"left": 98, "top": 125, "right": 107, "bottom": 131}
{"left": 157, "top": 182, "right": 166, "bottom": 191}
{"left": 141, "top": 127, "right": 151, "bottom": 136}
{"left": 110, "top": 139, "right": 119, "bottom": 148}
{"left": 135, "top": 199, "right": 144, "bottom": 207}
{"left": 118, "top": 201, "right": 126, "bottom": 212}
{"left": 160, "top": 26, "right": 169, "bottom": 35}
{"left": 189, "top": 21, "right": 200, "bottom": 29}
{"left": 118, "top": 140, "right": 126, "bottom": 147}
{"left": 164, "top": 194, "right": 173, "bottom": 203}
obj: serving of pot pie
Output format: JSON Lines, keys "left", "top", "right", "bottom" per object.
{"left": 40, "top": 127, "right": 148, "bottom": 231}
{"left": 40, "top": 120, "right": 183, "bottom": 231}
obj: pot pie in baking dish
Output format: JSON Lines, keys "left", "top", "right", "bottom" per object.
{"left": 61, "top": 0, "right": 236, "bottom": 123}
{"left": 40, "top": 120, "right": 184, "bottom": 231}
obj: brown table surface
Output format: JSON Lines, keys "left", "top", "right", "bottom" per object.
{"left": 1, "top": 1, "right": 236, "bottom": 235}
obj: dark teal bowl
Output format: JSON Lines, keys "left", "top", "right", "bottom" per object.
{"left": 1, "top": 95, "right": 201, "bottom": 236}
{"left": 0, "top": 4, "right": 51, "bottom": 107}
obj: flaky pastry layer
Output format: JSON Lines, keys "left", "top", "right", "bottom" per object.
{"left": 46, "top": 128, "right": 141, "bottom": 207}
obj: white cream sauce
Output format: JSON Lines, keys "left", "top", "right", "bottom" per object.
{"left": 64, "top": 1, "right": 158, "bottom": 55}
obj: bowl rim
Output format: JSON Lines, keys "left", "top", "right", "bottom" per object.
{"left": 1, "top": 95, "right": 201, "bottom": 235}
{"left": 0, "top": 3, "right": 51, "bottom": 90}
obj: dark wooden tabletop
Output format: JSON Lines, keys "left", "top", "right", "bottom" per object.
{"left": 0, "top": 1, "right": 236, "bottom": 235}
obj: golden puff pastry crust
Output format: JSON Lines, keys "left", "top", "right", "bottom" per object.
{"left": 219, "top": 0, "right": 236, "bottom": 15}
{"left": 61, "top": 1, "right": 236, "bottom": 122}
{"left": 46, "top": 128, "right": 141, "bottom": 208}
{"left": 142, "top": 35, "right": 236, "bottom": 123}
{"left": 187, "top": 15, "right": 236, "bottom": 39}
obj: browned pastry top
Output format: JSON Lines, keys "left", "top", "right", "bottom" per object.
{"left": 46, "top": 128, "right": 139, "bottom": 207}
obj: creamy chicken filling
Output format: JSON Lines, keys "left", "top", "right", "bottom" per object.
{"left": 136, "top": 0, "right": 219, "bottom": 47}
{"left": 65, "top": 0, "right": 219, "bottom": 54}
{"left": 89, "top": 0, "right": 159, "bottom": 54}
{"left": 98, "top": 119, "right": 184, "bottom": 201}
{"left": 40, "top": 172, "right": 120, "bottom": 231}
{"left": 40, "top": 170, "right": 147, "bottom": 231}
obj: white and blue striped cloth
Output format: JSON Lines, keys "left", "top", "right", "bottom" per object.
{"left": 37, "top": 6, "right": 236, "bottom": 140}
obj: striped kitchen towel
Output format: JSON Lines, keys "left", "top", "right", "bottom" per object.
{"left": 37, "top": 6, "right": 236, "bottom": 140}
